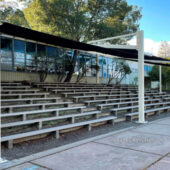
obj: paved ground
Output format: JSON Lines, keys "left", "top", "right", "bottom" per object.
{"left": 2, "top": 117, "right": 170, "bottom": 170}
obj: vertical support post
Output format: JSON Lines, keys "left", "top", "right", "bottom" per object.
{"left": 137, "top": 31, "right": 146, "bottom": 123}
{"left": 159, "top": 65, "right": 162, "bottom": 93}
{"left": 96, "top": 54, "right": 99, "bottom": 84}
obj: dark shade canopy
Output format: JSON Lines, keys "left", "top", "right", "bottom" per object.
{"left": 0, "top": 22, "right": 170, "bottom": 66}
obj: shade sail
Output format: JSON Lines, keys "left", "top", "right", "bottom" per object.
{"left": 0, "top": 22, "right": 170, "bottom": 66}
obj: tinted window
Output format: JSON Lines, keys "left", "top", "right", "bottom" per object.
{"left": 47, "top": 46, "right": 55, "bottom": 57}
{"left": 26, "top": 42, "right": 36, "bottom": 54}
{"left": 14, "top": 40, "right": 25, "bottom": 53}
{"left": 0, "top": 37, "right": 13, "bottom": 70}
{"left": 37, "top": 44, "right": 46, "bottom": 56}
{"left": 1, "top": 37, "right": 12, "bottom": 51}
{"left": 14, "top": 40, "right": 25, "bottom": 71}
{"left": 26, "top": 42, "right": 36, "bottom": 72}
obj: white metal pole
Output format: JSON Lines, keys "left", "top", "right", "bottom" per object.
{"left": 159, "top": 65, "right": 162, "bottom": 93}
{"left": 137, "top": 30, "right": 146, "bottom": 123}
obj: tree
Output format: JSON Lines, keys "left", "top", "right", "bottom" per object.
{"left": 22, "top": 0, "right": 142, "bottom": 41}
{"left": 0, "top": 7, "right": 14, "bottom": 23}
{"left": 148, "top": 65, "right": 170, "bottom": 90}
{"left": 108, "top": 59, "right": 132, "bottom": 85}
{"left": 158, "top": 41, "right": 170, "bottom": 58}
{"left": 7, "top": 9, "right": 29, "bottom": 27}
{"left": 0, "top": 0, "right": 28, "bottom": 26}
{"left": 1, "top": 0, "right": 142, "bottom": 82}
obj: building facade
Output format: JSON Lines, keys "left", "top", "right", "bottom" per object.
{"left": 0, "top": 34, "right": 152, "bottom": 84}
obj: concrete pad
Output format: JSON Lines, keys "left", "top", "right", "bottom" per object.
{"left": 95, "top": 131, "right": 170, "bottom": 155}
{"left": 148, "top": 156, "right": 170, "bottom": 170}
{"left": 7, "top": 162, "right": 47, "bottom": 170}
{"left": 32, "top": 142, "right": 160, "bottom": 170}
{"left": 132, "top": 124, "right": 170, "bottom": 137}
{"left": 152, "top": 117, "right": 170, "bottom": 126}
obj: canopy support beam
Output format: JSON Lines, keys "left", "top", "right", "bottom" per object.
{"left": 137, "top": 30, "right": 146, "bottom": 123}
{"left": 159, "top": 65, "right": 162, "bottom": 93}
{"left": 89, "top": 30, "right": 148, "bottom": 123}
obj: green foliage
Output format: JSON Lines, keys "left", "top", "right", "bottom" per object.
{"left": 148, "top": 65, "right": 170, "bottom": 87}
{"left": 0, "top": 7, "right": 14, "bottom": 23}
{"left": 23, "top": 0, "right": 52, "bottom": 33}
{"left": 8, "top": 9, "right": 29, "bottom": 27}
{"left": 22, "top": 0, "right": 142, "bottom": 42}
{"left": 1, "top": 0, "right": 142, "bottom": 41}
{"left": 0, "top": 1, "right": 28, "bottom": 26}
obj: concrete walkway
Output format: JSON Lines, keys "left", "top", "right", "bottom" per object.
{"left": 2, "top": 117, "right": 170, "bottom": 170}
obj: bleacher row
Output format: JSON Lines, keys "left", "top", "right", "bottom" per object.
{"left": 1, "top": 82, "right": 170, "bottom": 149}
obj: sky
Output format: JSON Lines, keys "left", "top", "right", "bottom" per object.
{"left": 127, "top": 0, "right": 170, "bottom": 55}
{"left": 127, "top": 0, "right": 170, "bottom": 42}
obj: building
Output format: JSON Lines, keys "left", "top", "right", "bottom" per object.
{"left": 0, "top": 23, "right": 152, "bottom": 84}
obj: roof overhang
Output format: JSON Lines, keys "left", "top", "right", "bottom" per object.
{"left": 0, "top": 22, "right": 169, "bottom": 67}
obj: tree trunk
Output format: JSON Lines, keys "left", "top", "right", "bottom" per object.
{"left": 108, "top": 78, "right": 113, "bottom": 85}
{"left": 64, "top": 50, "right": 78, "bottom": 82}
{"left": 39, "top": 71, "right": 47, "bottom": 82}
{"left": 116, "top": 74, "right": 126, "bottom": 85}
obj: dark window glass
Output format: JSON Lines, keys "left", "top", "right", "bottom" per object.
{"left": 47, "top": 46, "right": 55, "bottom": 57}
{"left": 26, "top": 42, "right": 36, "bottom": 72}
{"left": 37, "top": 45, "right": 46, "bottom": 72}
{"left": 46, "top": 46, "right": 56, "bottom": 73}
{"left": 1, "top": 37, "right": 12, "bottom": 51}
{"left": 26, "top": 42, "right": 36, "bottom": 54}
{"left": 37, "top": 44, "right": 46, "bottom": 56}
{"left": 14, "top": 40, "right": 25, "bottom": 72}
{"left": 37, "top": 44, "right": 46, "bottom": 65}
{"left": 0, "top": 37, "right": 13, "bottom": 70}
{"left": 14, "top": 40, "right": 25, "bottom": 53}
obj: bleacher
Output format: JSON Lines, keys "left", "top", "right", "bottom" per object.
{"left": 1, "top": 82, "right": 170, "bottom": 149}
